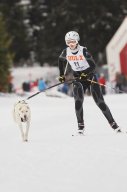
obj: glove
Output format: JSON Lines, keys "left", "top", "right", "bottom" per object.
{"left": 58, "top": 75, "right": 65, "bottom": 83}
{"left": 79, "top": 73, "right": 88, "bottom": 80}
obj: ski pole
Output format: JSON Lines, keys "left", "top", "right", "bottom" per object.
{"left": 64, "top": 61, "right": 68, "bottom": 75}
{"left": 87, "top": 79, "right": 126, "bottom": 94}
{"left": 26, "top": 78, "right": 75, "bottom": 100}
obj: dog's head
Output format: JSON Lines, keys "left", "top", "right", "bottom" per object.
{"left": 18, "top": 105, "right": 30, "bottom": 122}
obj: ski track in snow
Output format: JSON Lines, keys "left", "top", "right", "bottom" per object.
{"left": 0, "top": 93, "right": 127, "bottom": 192}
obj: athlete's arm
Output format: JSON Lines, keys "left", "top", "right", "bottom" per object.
{"left": 82, "top": 47, "right": 96, "bottom": 75}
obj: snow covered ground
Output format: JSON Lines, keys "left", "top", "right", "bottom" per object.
{"left": 0, "top": 92, "right": 127, "bottom": 192}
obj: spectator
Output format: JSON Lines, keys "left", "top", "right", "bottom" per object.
{"left": 124, "top": 75, "right": 127, "bottom": 92}
{"left": 38, "top": 78, "right": 47, "bottom": 91}
{"left": 22, "top": 81, "right": 30, "bottom": 92}
{"left": 115, "top": 72, "right": 124, "bottom": 93}
{"left": 62, "top": 83, "right": 69, "bottom": 95}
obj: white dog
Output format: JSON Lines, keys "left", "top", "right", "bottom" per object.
{"left": 13, "top": 100, "right": 31, "bottom": 142}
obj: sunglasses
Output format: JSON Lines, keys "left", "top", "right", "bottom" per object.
{"left": 66, "top": 40, "right": 77, "bottom": 46}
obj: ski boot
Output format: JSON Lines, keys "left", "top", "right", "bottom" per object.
{"left": 77, "top": 122, "right": 85, "bottom": 135}
{"left": 72, "top": 122, "right": 85, "bottom": 136}
{"left": 110, "top": 122, "right": 127, "bottom": 133}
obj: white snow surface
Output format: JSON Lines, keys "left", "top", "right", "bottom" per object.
{"left": 0, "top": 93, "right": 127, "bottom": 192}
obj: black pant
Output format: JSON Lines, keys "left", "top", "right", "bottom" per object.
{"left": 73, "top": 74, "right": 116, "bottom": 127}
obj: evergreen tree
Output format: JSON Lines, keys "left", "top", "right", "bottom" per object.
{"left": 35, "top": 0, "right": 127, "bottom": 65}
{"left": 0, "top": 0, "right": 32, "bottom": 65}
{"left": 0, "top": 15, "right": 13, "bottom": 92}
{"left": 0, "top": 0, "right": 127, "bottom": 66}
{"left": 28, "top": 0, "right": 50, "bottom": 65}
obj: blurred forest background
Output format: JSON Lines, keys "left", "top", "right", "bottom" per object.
{"left": 0, "top": 0, "right": 127, "bottom": 91}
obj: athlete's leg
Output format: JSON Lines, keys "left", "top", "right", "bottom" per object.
{"left": 73, "top": 81, "right": 85, "bottom": 130}
{"left": 90, "top": 75, "right": 119, "bottom": 129}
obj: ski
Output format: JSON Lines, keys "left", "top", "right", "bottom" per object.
{"left": 72, "top": 133, "right": 85, "bottom": 136}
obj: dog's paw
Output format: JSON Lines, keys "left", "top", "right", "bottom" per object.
{"left": 23, "top": 138, "right": 28, "bottom": 142}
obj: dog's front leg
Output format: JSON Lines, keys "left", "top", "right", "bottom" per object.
{"left": 24, "top": 122, "right": 30, "bottom": 142}
{"left": 19, "top": 123, "right": 25, "bottom": 141}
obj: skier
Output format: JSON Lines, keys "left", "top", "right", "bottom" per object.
{"left": 58, "top": 31, "right": 122, "bottom": 135}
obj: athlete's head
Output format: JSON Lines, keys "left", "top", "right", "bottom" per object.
{"left": 65, "top": 31, "right": 80, "bottom": 50}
